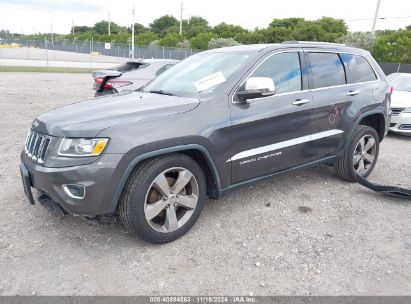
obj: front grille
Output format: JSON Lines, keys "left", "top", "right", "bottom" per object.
{"left": 391, "top": 108, "right": 405, "bottom": 116}
{"left": 399, "top": 124, "right": 411, "bottom": 130}
{"left": 24, "top": 129, "right": 51, "bottom": 164}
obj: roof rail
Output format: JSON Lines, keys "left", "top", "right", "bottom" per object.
{"left": 281, "top": 41, "right": 347, "bottom": 46}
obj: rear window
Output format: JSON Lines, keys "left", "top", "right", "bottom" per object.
{"left": 340, "top": 54, "right": 377, "bottom": 83}
{"left": 308, "top": 53, "right": 346, "bottom": 89}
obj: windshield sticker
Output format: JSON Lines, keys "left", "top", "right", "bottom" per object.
{"left": 195, "top": 71, "right": 226, "bottom": 92}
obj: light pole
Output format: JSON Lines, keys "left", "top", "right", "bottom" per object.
{"left": 51, "top": 23, "right": 54, "bottom": 46}
{"left": 108, "top": 12, "right": 111, "bottom": 35}
{"left": 179, "top": 0, "right": 184, "bottom": 35}
{"left": 371, "top": 0, "right": 382, "bottom": 34}
{"left": 131, "top": 5, "right": 135, "bottom": 59}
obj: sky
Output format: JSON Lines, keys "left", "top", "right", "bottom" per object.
{"left": 0, "top": 0, "right": 410, "bottom": 35}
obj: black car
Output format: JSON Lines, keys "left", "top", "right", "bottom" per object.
{"left": 92, "top": 59, "right": 178, "bottom": 96}
{"left": 21, "top": 42, "right": 391, "bottom": 243}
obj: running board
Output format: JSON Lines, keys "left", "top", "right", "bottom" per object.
{"left": 356, "top": 175, "right": 411, "bottom": 200}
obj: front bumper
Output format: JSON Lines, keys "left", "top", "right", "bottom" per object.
{"left": 389, "top": 112, "right": 411, "bottom": 135}
{"left": 20, "top": 151, "right": 124, "bottom": 217}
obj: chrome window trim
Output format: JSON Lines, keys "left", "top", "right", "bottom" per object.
{"left": 231, "top": 49, "right": 381, "bottom": 104}
{"left": 231, "top": 49, "right": 304, "bottom": 104}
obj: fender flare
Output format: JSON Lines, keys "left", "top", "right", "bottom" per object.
{"left": 339, "top": 110, "right": 386, "bottom": 156}
{"left": 108, "top": 144, "right": 221, "bottom": 213}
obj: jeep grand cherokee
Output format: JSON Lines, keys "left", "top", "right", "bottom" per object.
{"left": 20, "top": 42, "right": 391, "bottom": 243}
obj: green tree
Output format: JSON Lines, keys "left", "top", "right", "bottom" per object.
{"left": 317, "top": 17, "right": 347, "bottom": 42}
{"left": 213, "top": 22, "right": 247, "bottom": 38}
{"left": 184, "top": 16, "right": 210, "bottom": 39}
{"left": 373, "top": 29, "right": 411, "bottom": 63}
{"left": 208, "top": 37, "right": 240, "bottom": 49}
{"left": 177, "top": 39, "right": 190, "bottom": 48}
{"left": 190, "top": 32, "right": 215, "bottom": 49}
{"left": 135, "top": 32, "right": 158, "bottom": 46}
{"left": 93, "top": 20, "right": 121, "bottom": 35}
{"left": 235, "top": 29, "right": 266, "bottom": 44}
{"left": 128, "top": 23, "right": 149, "bottom": 35}
{"left": 269, "top": 18, "right": 304, "bottom": 29}
{"left": 293, "top": 21, "right": 324, "bottom": 41}
{"left": 262, "top": 27, "right": 294, "bottom": 43}
{"left": 150, "top": 15, "right": 179, "bottom": 37}
{"left": 336, "top": 32, "right": 376, "bottom": 51}
{"left": 159, "top": 32, "right": 183, "bottom": 47}
{"left": 73, "top": 26, "right": 93, "bottom": 33}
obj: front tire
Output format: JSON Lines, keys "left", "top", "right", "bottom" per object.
{"left": 119, "top": 154, "right": 206, "bottom": 244}
{"left": 335, "top": 125, "right": 380, "bottom": 182}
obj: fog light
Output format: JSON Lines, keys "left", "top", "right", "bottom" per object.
{"left": 62, "top": 184, "right": 85, "bottom": 199}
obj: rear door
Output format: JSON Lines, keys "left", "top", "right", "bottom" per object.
{"left": 303, "top": 50, "right": 353, "bottom": 160}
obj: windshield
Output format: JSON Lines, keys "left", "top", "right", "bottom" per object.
{"left": 389, "top": 75, "right": 411, "bottom": 92}
{"left": 142, "top": 52, "right": 256, "bottom": 98}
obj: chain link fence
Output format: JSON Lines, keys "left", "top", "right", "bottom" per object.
{"left": 1, "top": 38, "right": 200, "bottom": 61}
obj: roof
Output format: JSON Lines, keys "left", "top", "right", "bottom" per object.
{"left": 203, "top": 41, "right": 366, "bottom": 54}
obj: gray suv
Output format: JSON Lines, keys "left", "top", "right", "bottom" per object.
{"left": 20, "top": 42, "right": 391, "bottom": 243}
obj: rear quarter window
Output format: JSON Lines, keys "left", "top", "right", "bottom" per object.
{"left": 308, "top": 52, "right": 346, "bottom": 89}
{"left": 340, "top": 54, "right": 377, "bottom": 83}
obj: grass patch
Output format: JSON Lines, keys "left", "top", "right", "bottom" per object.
{"left": 0, "top": 66, "right": 98, "bottom": 73}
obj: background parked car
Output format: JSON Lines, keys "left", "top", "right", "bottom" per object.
{"left": 387, "top": 73, "right": 411, "bottom": 136}
{"left": 92, "top": 59, "right": 178, "bottom": 96}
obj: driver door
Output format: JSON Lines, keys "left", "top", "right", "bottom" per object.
{"left": 227, "top": 50, "right": 317, "bottom": 184}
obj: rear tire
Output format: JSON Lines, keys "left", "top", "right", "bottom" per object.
{"left": 335, "top": 125, "right": 379, "bottom": 182}
{"left": 119, "top": 153, "right": 206, "bottom": 244}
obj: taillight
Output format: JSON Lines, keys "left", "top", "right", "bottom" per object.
{"left": 389, "top": 86, "right": 394, "bottom": 95}
{"left": 106, "top": 79, "right": 132, "bottom": 89}
{"left": 95, "top": 77, "right": 131, "bottom": 90}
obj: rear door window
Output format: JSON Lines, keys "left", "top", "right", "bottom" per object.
{"left": 340, "top": 54, "right": 377, "bottom": 83}
{"left": 308, "top": 52, "right": 346, "bottom": 89}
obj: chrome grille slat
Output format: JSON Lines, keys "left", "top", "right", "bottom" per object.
{"left": 391, "top": 108, "right": 405, "bottom": 116}
{"left": 24, "top": 129, "right": 51, "bottom": 164}
{"left": 31, "top": 135, "right": 40, "bottom": 160}
{"left": 36, "top": 137, "right": 46, "bottom": 161}
{"left": 28, "top": 133, "right": 37, "bottom": 156}
{"left": 27, "top": 132, "right": 35, "bottom": 155}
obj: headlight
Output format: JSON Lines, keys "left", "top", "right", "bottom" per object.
{"left": 58, "top": 138, "right": 109, "bottom": 157}
{"left": 404, "top": 108, "right": 411, "bottom": 113}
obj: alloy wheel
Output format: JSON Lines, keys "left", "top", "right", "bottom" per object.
{"left": 353, "top": 134, "right": 377, "bottom": 175}
{"left": 144, "top": 167, "right": 199, "bottom": 233}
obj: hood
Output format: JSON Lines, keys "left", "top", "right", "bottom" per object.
{"left": 391, "top": 90, "right": 411, "bottom": 108}
{"left": 33, "top": 92, "right": 199, "bottom": 137}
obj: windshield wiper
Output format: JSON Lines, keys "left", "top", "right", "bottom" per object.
{"left": 147, "top": 90, "right": 177, "bottom": 96}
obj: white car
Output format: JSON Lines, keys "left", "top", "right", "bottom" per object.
{"left": 387, "top": 73, "right": 411, "bottom": 136}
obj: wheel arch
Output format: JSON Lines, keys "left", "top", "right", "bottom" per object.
{"left": 109, "top": 144, "right": 221, "bottom": 213}
{"left": 339, "top": 110, "right": 386, "bottom": 157}
{"left": 358, "top": 112, "right": 386, "bottom": 141}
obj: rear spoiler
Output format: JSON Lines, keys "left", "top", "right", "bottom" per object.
{"left": 356, "top": 174, "right": 411, "bottom": 200}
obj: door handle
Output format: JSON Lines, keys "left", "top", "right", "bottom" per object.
{"left": 292, "top": 99, "right": 310, "bottom": 106}
{"left": 347, "top": 90, "right": 360, "bottom": 96}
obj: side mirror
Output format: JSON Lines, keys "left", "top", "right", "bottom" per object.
{"left": 237, "top": 77, "right": 275, "bottom": 102}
